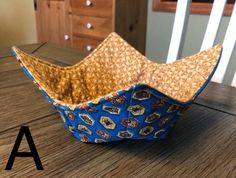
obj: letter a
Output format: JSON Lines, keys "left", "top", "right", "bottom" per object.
{"left": 5, "top": 126, "right": 43, "bottom": 170}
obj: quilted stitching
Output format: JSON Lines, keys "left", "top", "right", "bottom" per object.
{"left": 12, "top": 32, "right": 222, "bottom": 143}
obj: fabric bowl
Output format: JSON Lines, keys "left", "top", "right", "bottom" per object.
{"left": 12, "top": 32, "right": 222, "bottom": 143}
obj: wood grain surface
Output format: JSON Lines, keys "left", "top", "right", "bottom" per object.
{"left": 33, "top": 43, "right": 86, "bottom": 65}
{"left": 0, "top": 43, "right": 235, "bottom": 177}
{"left": 70, "top": 0, "right": 113, "bottom": 18}
{"left": 0, "top": 105, "right": 235, "bottom": 177}
{"left": 196, "top": 82, "right": 236, "bottom": 116}
{"left": 72, "top": 15, "right": 113, "bottom": 39}
{"left": 71, "top": 36, "right": 102, "bottom": 54}
{"left": 0, "top": 43, "right": 45, "bottom": 58}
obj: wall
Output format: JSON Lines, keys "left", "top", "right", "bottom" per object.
{"left": 146, "top": 0, "right": 236, "bottom": 85}
{"left": 0, "top": 0, "right": 37, "bottom": 48}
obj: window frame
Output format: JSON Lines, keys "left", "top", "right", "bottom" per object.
{"left": 153, "top": 0, "right": 234, "bottom": 16}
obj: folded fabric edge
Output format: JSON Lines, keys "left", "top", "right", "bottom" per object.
{"left": 189, "top": 46, "right": 223, "bottom": 102}
{"left": 10, "top": 40, "right": 223, "bottom": 110}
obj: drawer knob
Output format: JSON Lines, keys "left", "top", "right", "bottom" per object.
{"left": 86, "top": 23, "right": 93, "bottom": 29}
{"left": 85, "top": 0, "right": 92, "bottom": 6}
{"left": 86, "top": 45, "right": 93, "bottom": 52}
{"left": 64, "top": 35, "right": 70, "bottom": 40}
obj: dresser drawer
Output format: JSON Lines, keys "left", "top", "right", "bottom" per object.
{"left": 72, "top": 15, "right": 113, "bottom": 39}
{"left": 70, "top": 0, "right": 113, "bottom": 18}
{"left": 72, "top": 36, "right": 102, "bottom": 53}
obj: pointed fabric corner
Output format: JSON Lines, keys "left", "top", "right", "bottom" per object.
{"left": 12, "top": 32, "right": 222, "bottom": 143}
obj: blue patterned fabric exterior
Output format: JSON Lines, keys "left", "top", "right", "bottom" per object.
{"left": 11, "top": 47, "right": 222, "bottom": 143}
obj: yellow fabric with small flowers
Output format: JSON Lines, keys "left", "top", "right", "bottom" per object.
{"left": 12, "top": 32, "right": 222, "bottom": 106}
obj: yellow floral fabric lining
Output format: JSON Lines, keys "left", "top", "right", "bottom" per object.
{"left": 12, "top": 32, "right": 222, "bottom": 105}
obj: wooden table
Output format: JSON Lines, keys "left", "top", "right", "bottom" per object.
{"left": 0, "top": 43, "right": 235, "bottom": 177}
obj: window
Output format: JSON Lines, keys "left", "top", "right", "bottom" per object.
{"left": 153, "top": 0, "right": 234, "bottom": 16}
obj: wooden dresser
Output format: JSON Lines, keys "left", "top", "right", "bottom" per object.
{"left": 35, "top": 0, "right": 148, "bottom": 54}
